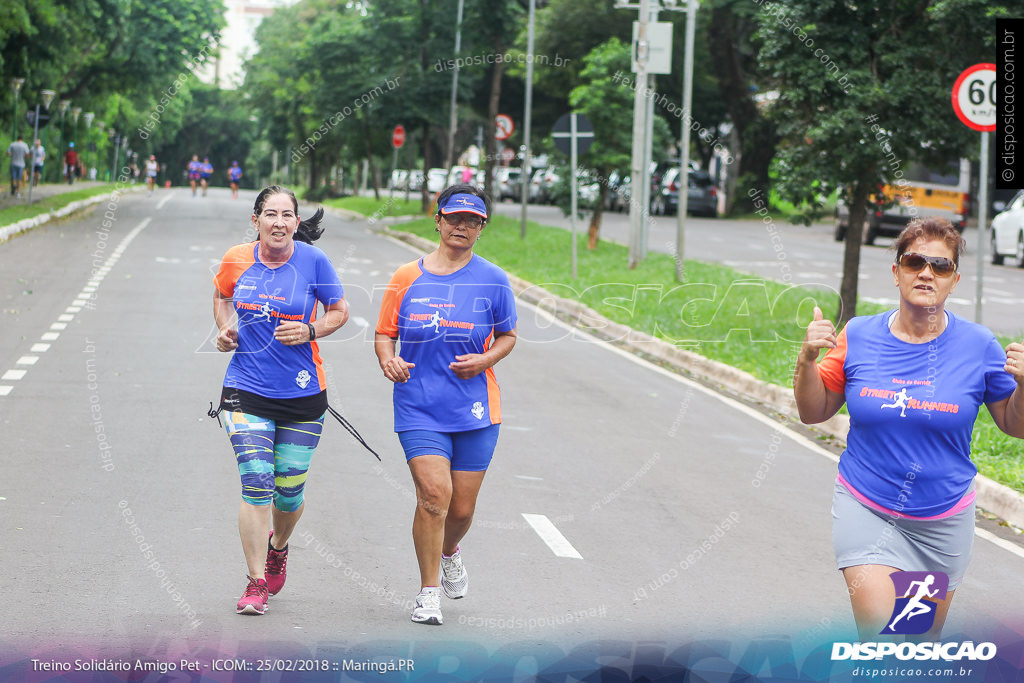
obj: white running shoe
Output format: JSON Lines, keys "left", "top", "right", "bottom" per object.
{"left": 411, "top": 587, "right": 443, "bottom": 625}
{"left": 440, "top": 546, "right": 468, "bottom": 599}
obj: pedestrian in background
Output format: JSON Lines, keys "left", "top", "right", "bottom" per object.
{"left": 7, "top": 134, "right": 29, "bottom": 197}
{"left": 794, "top": 217, "right": 1024, "bottom": 640}
{"left": 63, "top": 143, "right": 78, "bottom": 185}
{"left": 212, "top": 185, "right": 349, "bottom": 615}
{"left": 30, "top": 139, "right": 45, "bottom": 187}
{"left": 375, "top": 184, "right": 518, "bottom": 625}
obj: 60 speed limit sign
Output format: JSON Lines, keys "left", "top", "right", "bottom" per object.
{"left": 952, "top": 63, "right": 996, "bottom": 132}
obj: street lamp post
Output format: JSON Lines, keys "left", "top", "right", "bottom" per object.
{"left": 26, "top": 89, "right": 56, "bottom": 204}
{"left": 10, "top": 78, "right": 25, "bottom": 142}
{"left": 57, "top": 100, "right": 70, "bottom": 183}
{"left": 70, "top": 107, "right": 82, "bottom": 181}
{"left": 83, "top": 113, "right": 94, "bottom": 180}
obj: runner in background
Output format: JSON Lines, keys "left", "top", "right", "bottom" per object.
{"left": 228, "top": 160, "right": 243, "bottom": 199}
{"left": 188, "top": 154, "right": 202, "bottom": 196}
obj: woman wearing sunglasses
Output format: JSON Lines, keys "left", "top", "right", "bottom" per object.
{"left": 375, "top": 184, "right": 518, "bottom": 625}
{"left": 794, "top": 217, "right": 1024, "bottom": 640}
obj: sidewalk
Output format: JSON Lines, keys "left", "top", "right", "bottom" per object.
{"left": 0, "top": 180, "right": 146, "bottom": 244}
{"left": 0, "top": 180, "right": 107, "bottom": 211}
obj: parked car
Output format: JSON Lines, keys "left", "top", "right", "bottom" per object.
{"left": 426, "top": 167, "right": 448, "bottom": 193}
{"left": 528, "top": 168, "right": 547, "bottom": 203}
{"left": 406, "top": 169, "right": 424, "bottom": 192}
{"left": 650, "top": 168, "right": 718, "bottom": 217}
{"left": 495, "top": 167, "right": 522, "bottom": 201}
{"left": 389, "top": 169, "right": 408, "bottom": 190}
{"left": 990, "top": 189, "right": 1024, "bottom": 267}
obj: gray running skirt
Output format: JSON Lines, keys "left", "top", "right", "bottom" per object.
{"left": 831, "top": 480, "right": 974, "bottom": 590}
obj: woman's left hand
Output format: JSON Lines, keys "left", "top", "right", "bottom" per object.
{"left": 275, "top": 321, "right": 311, "bottom": 346}
{"left": 450, "top": 353, "right": 489, "bottom": 380}
{"left": 1007, "top": 342, "right": 1024, "bottom": 382}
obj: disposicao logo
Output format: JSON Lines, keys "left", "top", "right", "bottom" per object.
{"left": 831, "top": 571, "right": 997, "bottom": 663}
{"left": 882, "top": 571, "right": 948, "bottom": 635}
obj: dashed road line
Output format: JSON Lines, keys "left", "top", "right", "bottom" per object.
{"left": 521, "top": 513, "right": 583, "bottom": 559}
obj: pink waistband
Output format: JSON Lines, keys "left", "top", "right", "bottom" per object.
{"left": 836, "top": 473, "right": 975, "bottom": 520}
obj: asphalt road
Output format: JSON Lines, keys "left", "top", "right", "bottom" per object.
{"left": 492, "top": 201, "right": 1024, "bottom": 339}
{"left": 2, "top": 189, "right": 1024, "bottom": 680}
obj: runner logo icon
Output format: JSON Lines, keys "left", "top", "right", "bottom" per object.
{"left": 881, "top": 571, "right": 949, "bottom": 635}
{"left": 471, "top": 401, "right": 484, "bottom": 419}
{"left": 295, "top": 370, "right": 312, "bottom": 389}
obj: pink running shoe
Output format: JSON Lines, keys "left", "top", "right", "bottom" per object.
{"left": 236, "top": 576, "right": 269, "bottom": 615}
{"left": 265, "top": 532, "right": 289, "bottom": 596}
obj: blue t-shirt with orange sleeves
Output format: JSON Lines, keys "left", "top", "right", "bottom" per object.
{"left": 818, "top": 310, "right": 1016, "bottom": 516}
{"left": 214, "top": 241, "right": 344, "bottom": 402}
{"left": 376, "top": 254, "right": 517, "bottom": 433}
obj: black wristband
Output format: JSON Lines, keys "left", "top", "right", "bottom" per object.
{"left": 307, "top": 322, "right": 316, "bottom": 341}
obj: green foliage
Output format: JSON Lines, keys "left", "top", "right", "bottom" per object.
{"left": 0, "top": 183, "right": 123, "bottom": 225}
{"left": 324, "top": 195, "right": 424, "bottom": 218}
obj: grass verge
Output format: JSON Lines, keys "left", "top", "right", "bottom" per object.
{"left": 394, "top": 214, "right": 1024, "bottom": 496}
{"left": 324, "top": 195, "right": 425, "bottom": 219}
{"left": 0, "top": 184, "right": 121, "bottom": 227}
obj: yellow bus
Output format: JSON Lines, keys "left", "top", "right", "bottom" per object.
{"left": 835, "top": 159, "right": 970, "bottom": 245}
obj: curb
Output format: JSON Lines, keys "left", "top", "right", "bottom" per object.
{"left": 383, "top": 226, "right": 1024, "bottom": 531}
{"left": 0, "top": 186, "right": 145, "bottom": 244}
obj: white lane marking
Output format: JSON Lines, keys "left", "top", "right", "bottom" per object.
{"left": 49, "top": 322, "right": 67, "bottom": 330}
{"left": 41, "top": 332, "right": 59, "bottom": 341}
{"left": 81, "top": 286, "right": 96, "bottom": 292}
{"left": 515, "top": 475, "right": 544, "bottom": 481}
{"left": 156, "top": 192, "right": 175, "bottom": 210}
{"left": 521, "top": 514, "right": 583, "bottom": 559}
{"left": 57, "top": 314, "right": 74, "bottom": 322}
{"left": 2, "top": 370, "right": 27, "bottom": 381}
{"left": 0, "top": 386, "right": 11, "bottom": 396}
{"left": 72, "top": 300, "right": 87, "bottom": 306}
{"left": 975, "top": 528, "right": 1024, "bottom": 560}
{"left": 521, "top": 299, "right": 1024, "bottom": 558}
{"left": 16, "top": 356, "right": 38, "bottom": 365}
{"left": 30, "top": 344, "right": 50, "bottom": 352}
{"left": 351, "top": 316, "right": 370, "bottom": 328}
{"left": 66, "top": 307, "right": 81, "bottom": 313}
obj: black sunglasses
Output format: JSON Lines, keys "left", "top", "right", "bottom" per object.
{"left": 897, "top": 252, "right": 957, "bottom": 277}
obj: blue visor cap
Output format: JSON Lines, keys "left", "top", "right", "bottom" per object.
{"left": 439, "top": 193, "right": 487, "bottom": 219}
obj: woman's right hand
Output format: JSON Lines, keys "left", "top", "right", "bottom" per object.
{"left": 800, "top": 306, "right": 836, "bottom": 361}
{"left": 216, "top": 327, "right": 238, "bottom": 352}
{"left": 381, "top": 355, "right": 416, "bottom": 383}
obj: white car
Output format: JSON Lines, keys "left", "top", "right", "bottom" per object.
{"left": 990, "top": 189, "right": 1024, "bottom": 267}
{"left": 426, "top": 168, "right": 448, "bottom": 194}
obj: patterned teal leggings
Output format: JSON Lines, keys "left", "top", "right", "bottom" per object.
{"left": 224, "top": 411, "right": 324, "bottom": 511}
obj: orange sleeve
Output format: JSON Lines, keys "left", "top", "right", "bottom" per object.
{"left": 817, "top": 326, "right": 848, "bottom": 394}
{"left": 213, "top": 243, "right": 256, "bottom": 297}
{"left": 375, "top": 260, "right": 422, "bottom": 337}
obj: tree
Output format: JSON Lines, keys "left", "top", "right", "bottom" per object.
{"left": 568, "top": 38, "right": 671, "bottom": 248}
{"left": 758, "top": 0, "right": 1014, "bottom": 327}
